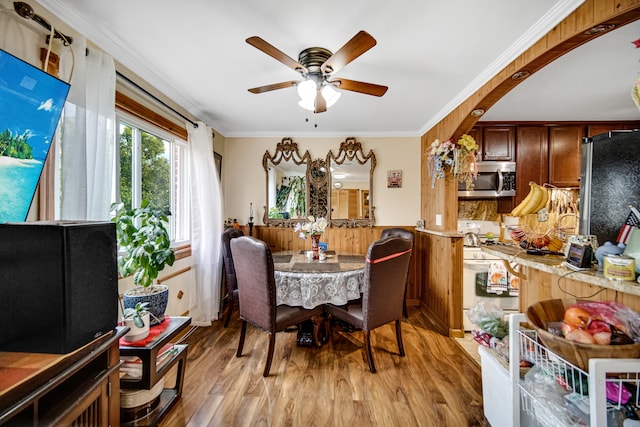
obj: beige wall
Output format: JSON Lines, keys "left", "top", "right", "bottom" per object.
{"left": 222, "top": 136, "right": 421, "bottom": 226}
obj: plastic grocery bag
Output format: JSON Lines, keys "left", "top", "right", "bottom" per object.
{"left": 467, "top": 300, "right": 508, "bottom": 338}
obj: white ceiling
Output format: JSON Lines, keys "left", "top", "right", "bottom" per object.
{"left": 31, "top": 0, "right": 640, "bottom": 137}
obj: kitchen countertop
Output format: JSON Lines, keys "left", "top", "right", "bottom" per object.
{"left": 481, "top": 244, "right": 640, "bottom": 297}
{"left": 415, "top": 227, "right": 463, "bottom": 238}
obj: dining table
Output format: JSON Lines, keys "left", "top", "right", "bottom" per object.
{"left": 272, "top": 250, "right": 366, "bottom": 346}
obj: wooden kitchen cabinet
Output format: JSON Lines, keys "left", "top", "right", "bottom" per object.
{"left": 479, "top": 126, "right": 515, "bottom": 161}
{"left": 587, "top": 121, "right": 640, "bottom": 137}
{"left": 548, "top": 125, "right": 583, "bottom": 187}
{"left": 515, "top": 126, "right": 549, "bottom": 205}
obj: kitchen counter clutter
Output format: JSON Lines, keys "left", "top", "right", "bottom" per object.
{"left": 481, "top": 244, "right": 640, "bottom": 298}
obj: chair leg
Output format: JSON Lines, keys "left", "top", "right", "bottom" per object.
{"left": 223, "top": 296, "right": 234, "bottom": 328}
{"left": 403, "top": 282, "right": 409, "bottom": 318}
{"left": 263, "top": 333, "right": 276, "bottom": 377}
{"left": 325, "top": 314, "right": 334, "bottom": 345}
{"left": 236, "top": 320, "right": 247, "bottom": 357}
{"left": 363, "top": 330, "right": 376, "bottom": 373}
{"left": 395, "top": 319, "right": 405, "bottom": 357}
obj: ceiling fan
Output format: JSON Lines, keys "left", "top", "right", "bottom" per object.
{"left": 246, "top": 31, "right": 388, "bottom": 113}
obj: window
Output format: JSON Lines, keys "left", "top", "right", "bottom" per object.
{"left": 115, "top": 113, "right": 190, "bottom": 244}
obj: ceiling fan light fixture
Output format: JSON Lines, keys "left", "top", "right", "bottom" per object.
{"left": 247, "top": 32, "right": 386, "bottom": 111}
{"left": 297, "top": 79, "right": 317, "bottom": 101}
{"left": 298, "top": 98, "right": 316, "bottom": 111}
{"left": 321, "top": 85, "right": 341, "bottom": 108}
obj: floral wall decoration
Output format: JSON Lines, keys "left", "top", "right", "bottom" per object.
{"left": 426, "top": 134, "right": 478, "bottom": 190}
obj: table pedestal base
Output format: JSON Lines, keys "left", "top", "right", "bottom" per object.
{"left": 295, "top": 315, "right": 327, "bottom": 347}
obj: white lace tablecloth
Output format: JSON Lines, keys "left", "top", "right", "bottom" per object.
{"left": 275, "top": 269, "right": 365, "bottom": 309}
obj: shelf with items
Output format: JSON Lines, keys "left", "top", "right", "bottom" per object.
{"left": 119, "top": 316, "right": 191, "bottom": 427}
{"left": 513, "top": 317, "right": 640, "bottom": 427}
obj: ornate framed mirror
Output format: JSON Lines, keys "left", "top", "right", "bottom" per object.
{"left": 263, "top": 138, "right": 310, "bottom": 226}
{"left": 328, "top": 137, "right": 376, "bottom": 227}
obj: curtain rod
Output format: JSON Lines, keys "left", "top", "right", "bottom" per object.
{"left": 116, "top": 71, "right": 198, "bottom": 128}
{"left": 13, "top": 2, "right": 73, "bottom": 45}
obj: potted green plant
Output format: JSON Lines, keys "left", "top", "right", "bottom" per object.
{"left": 122, "top": 302, "right": 151, "bottom": 342}
{"left": 112, "top": 200, "right": 175, "bottom": 325}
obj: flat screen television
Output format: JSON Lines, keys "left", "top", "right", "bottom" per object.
{"left": 0, "top": 48, "right": 70, "bottom": 223}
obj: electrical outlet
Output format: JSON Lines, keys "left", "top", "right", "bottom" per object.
{"left": 435, "top": 214, "right": 442, "bottom": 226}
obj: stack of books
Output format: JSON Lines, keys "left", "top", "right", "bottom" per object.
{"left": 120, "top": 343, "right": 177, "bottom": 379}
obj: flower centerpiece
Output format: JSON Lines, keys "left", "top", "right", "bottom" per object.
{"left": 427, "top": 133, "right": 479, "bottom": 190}
{"left": 294, "top": 216, "right": 328, "bottom": 259}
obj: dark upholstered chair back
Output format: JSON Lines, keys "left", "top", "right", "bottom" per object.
{"left": 380, "top": 227, "right": 414, "bottom": 318}
{"left": 381, "top": 227, "right": 414, "bottom": 243}
{"left": 230, "top": 236, "right": 324, "bottom": 376}
{"left": 325, "top": 236, "right": 413, "bottom": 372}
{"left": 230, "top": 236, "right": 276, "bottom": 332}
{"left": 363, "top": 237, "right": 413, "bottom": 330}
{"left": 222, "top": 228, "right": 244, "bottom": 295}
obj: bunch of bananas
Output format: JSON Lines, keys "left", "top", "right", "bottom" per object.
{"left": 510, "top": 182, "right": 549, "bottom": 216}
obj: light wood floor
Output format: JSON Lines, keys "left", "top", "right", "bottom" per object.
{"left": 159, "top": 307, "right": 488, "bottom": 427}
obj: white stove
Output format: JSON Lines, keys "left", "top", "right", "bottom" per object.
{"left": 458, "top": 220, "right": 519, "bottom": 331}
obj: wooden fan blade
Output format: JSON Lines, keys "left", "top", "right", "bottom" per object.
{"left": 321, "top": 31, "right": 376, "bottom": 74}
{"left": 248, "top": 80, "right": 298, "bottom": 94}
{"left": 330, "top": 78, "right": 388, "bottom": 97}
{"left": 314, "top": 91, "right": 326, "bottom": 113}
{"left": 246, "top": 36, "right": 307, "bottom": 73}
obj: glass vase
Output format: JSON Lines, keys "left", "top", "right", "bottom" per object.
{"left": 311, "top": 234, "right": 320, "bottom": 259}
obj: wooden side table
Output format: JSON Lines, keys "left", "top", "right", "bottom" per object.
{"left": 119, "top": 316, "right": 191, "bottom": 426}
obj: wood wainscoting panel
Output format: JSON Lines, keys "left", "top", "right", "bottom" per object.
{"left": 418, "top": 232, "right": 464, "bottom": 337}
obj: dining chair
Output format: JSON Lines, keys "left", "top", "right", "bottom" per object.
{"left": 380, "top": 227, "right": 414, "bottom": 318}
{"left": 221, "top": 227, "right": 244, "bottom": 327}
{"left": 230, "top": 236, "right": 324, "bottom": 377}
{"left": 325, "top": 236, "right": 413, "bottom": 373}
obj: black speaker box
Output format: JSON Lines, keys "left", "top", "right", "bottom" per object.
{"left": 0, "top": 221, "right": 118, "bottom": 354}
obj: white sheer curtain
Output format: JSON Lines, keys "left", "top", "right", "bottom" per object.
{"left": 0, "top": 7, "right": 41, "bottom": 63}
{"left": 58, "top": 36, "right": 115, "bottom": 220}
{"left": 187, "top": 122, "right": 223, "bottom": 326}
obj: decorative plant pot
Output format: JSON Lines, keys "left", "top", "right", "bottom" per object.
{"left": 123, "top": 284, "right": 169, "bottom": 326}
{"left": 123, "top": 311, "right": 150, "bottom": 342}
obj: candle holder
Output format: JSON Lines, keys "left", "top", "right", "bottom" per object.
{"left": 248, "top": 202, "right": 254, "bottom": 236}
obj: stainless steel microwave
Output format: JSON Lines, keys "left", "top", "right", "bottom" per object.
{"left": 458, "top": 161, "right": 516, "bottom": 198}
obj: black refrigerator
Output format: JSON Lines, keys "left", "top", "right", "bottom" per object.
{"left": 579, "top": 129, "right": 640, "bottom": 245}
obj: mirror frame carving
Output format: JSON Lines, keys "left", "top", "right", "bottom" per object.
{"left": 263, "top": 137, "right": 311, "bottom": 227}
{"left": 307, "top": 157, "right": 330, "bottom": 220}
{"left": 328, "top": 137, "right": 376, "bottom": 227}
